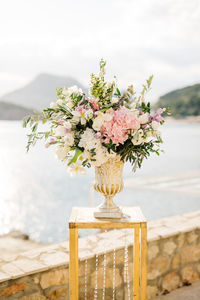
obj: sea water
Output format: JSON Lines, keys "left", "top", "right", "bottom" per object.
{"left": 0, "top": 121, "right": 200, "bottom": 242}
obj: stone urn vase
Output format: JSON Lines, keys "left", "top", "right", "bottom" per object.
{"left": 94, "top": 158, "right": 124, "bottom": 219}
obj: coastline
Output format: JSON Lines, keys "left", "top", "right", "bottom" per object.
{"left": 165, "top": 115, "right": 200, "bottom": 124}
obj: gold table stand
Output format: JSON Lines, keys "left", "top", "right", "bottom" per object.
{"left": 69, "top": 207, "right": 147, "bottom": 300}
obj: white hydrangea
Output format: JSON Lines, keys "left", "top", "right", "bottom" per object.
{"left": 79, "top": 128, "right": 98, "bottom": 150}
{"left": 78, "top": 128, "right": 115, "bottom": 166}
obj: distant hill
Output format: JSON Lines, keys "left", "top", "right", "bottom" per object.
{"left": 0, "top": 73, "right": 87, "bottom": 111}
{"left": 154, "top": 83, "right": 200, "bottom": 117}
{"left": 0, "top": 102, "right": 34, "bottom": 120}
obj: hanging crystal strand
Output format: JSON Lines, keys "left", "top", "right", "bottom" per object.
{"left": 124, "top": 230, "right": 131, "bottom": 300}
{"left": 112, "top": 248, "right": 116, "bottom": 300}
{"left": 102, "top": 230, "right": 107, "bottom": 300}
{"left": 94, "top": 254, "right": 98, "bottom": 300}
{"left": 84, "top": 258, "right": 87, "bottom": 300}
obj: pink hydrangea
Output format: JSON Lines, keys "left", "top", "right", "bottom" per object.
{"left": 101, "top": 107, "right": 140, "bottom": 145}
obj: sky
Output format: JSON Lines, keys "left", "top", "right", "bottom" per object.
{"left": 0, "top": 0, "right": 200, "bottom": 101}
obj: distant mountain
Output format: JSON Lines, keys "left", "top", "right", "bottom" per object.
{"left": 0, "top": 73, "right": 87, "bottom": 111}
{"left": 154, "top": 83, "right": 200, "bottom": 117}
{"left": 0, "top": 101, "right": 34, "bottom": 120}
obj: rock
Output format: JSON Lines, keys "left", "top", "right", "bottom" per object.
{"left": 177, "top": 233, "right": 185, "bottom": 248}
{"left": 181, "top": 266, "right": 199, "bottom": 284}
{"left": 181, "top": 245, "right": 200, "bottom": 264}
{"left": 162, "top": 272, "right": 180, "bottom": 292}
{"left": 91, "top": 267, "right": 122, "bottom": 289}
{"left": 187, "top": 231, "right": 199, "bottom": 244}
{"left": 40, "top": 269, "right": 68, "bottom": 289}
{"left": 47, "top": 286, "right": 68, "bottom": 299}
{"left": 147, "top": 285, "right": 158, "bottom": 299}
{"left": 171, "top": 253, "right": 180, "bottom": 270}
{"left": 6, "top": 230, "right": 29, "bottom": 240}
{"left": 148, "top": 256, "right": 169, "bottom": 280}
{"left": 148, "top": 245, "right": 159, "bottom": 261}
{"left": 0, "top": 282, "right": 27, "bottom": 297}
{"left": 20, "top": 293, "right": 46, "bottom": 300}
{"left": 197, "top": 264, "right": 200, "bottom": 273}
{"left": 163, "top": 241, "right": 177, "bottom": 256}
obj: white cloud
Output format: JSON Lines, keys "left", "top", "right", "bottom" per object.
{"left": 0, "top": 0, "right": 200, "bottom": 101}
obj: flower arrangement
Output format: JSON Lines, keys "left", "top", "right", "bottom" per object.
{"left": 23, "top": 59, "right": 165, "bottom": 176}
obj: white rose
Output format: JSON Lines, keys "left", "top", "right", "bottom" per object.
{"left": 50, "top": 102, "right": 57, "bottom": 109}
{"left": 54, "top": 126, "right": 66, "bottom": 136}
{"left": 92, "top": 116, "right": 104, "bottom": 131}
{"left": 111, "top": 97, "right": 119, "bottom": 104}
{"left": 152, "top": 121, "right": 160, "bottom": 130}
{"left": 138, "top": 113, "right": 149, "bottom": 124}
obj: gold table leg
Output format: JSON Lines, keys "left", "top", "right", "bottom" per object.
{"left": 134, "top": 225, "right": 140, "bottom": 300}
{"left": 69, "top": 227, "right": 79, "bottom": 300}
{"left": 141, "top": 223, "right": 147, "bottom": 300}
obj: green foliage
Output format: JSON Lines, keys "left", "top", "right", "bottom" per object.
{"left": 154, "top": 83, "right": 200, "bottom": 117}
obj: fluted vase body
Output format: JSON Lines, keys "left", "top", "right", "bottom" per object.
{"left": 94, "top": 158, "right": 124, "bottom": 219}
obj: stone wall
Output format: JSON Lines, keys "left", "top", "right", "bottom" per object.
{"left": 0, "top": 210, "right": 200, "bottom": 299}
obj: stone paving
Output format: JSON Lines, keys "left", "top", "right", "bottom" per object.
{"left": 153, "top": 280, "right": 200, "bottom": 300}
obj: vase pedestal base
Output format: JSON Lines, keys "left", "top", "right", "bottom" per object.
{"left": 94, "top": 207, "right": 123, "bottom": 219}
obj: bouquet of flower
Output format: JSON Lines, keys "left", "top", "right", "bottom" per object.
{"left": 23, "top": 59, "right": 165, "bottom": 176}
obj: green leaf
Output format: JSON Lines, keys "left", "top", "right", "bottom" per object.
{"left": 32, "top": 123, "right": 38, "bottom": 132}
{"left": 116, "top": 88, "right": 121, "bottom": 96}
{"left": 68, "top": 149, "right": 82, "bottom": 166}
